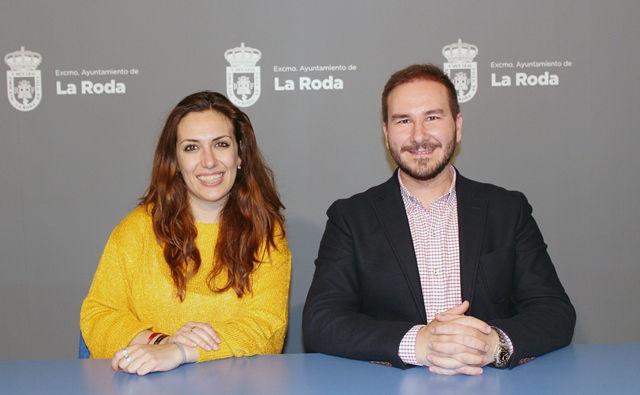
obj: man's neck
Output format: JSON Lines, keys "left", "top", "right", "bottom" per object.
{"left": 399, "top": 165, "right": 454, "bottom": 208}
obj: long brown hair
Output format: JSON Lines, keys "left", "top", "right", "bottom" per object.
{"left": 141, "top": 91, "right": 285, "bottom": 300}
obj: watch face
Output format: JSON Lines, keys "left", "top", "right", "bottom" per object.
{"left": 497, "top": 346, "right": 510, "bottom": 366}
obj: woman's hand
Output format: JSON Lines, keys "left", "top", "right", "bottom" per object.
{"left": 112, "top": 343, "right": 184, "bottom": 375}
{"left": 168, "top": 322, "right": 221, "bottom": 352}
{"left": 113, "top": 322, "right": 221, "bottom": 375}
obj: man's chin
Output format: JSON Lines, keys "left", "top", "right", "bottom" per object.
{"left": 400, "top": 167, "right": 438, "bottom": 182}
{"left": 398, "top": 160, "right": 451, "bottom": 182}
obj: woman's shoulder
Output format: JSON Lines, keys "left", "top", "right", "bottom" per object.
{"left": 110, "top": 205, "right": 154, "bottom": 238}
{"left": 120, "top": 205, "right": 152, "bottom": 225}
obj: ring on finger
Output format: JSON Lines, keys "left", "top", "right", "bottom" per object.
{"left": 122, "top": 348, "right": 130, "bottom": 358}
{"left": 125, "top": 356, "right": 133, "bottom": 364}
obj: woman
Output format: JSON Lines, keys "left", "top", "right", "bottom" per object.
{"left": 80, "top": 91, "right": 291, "bottom": 375}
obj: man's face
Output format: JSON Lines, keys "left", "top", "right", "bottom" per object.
{"left": 383, "top": 80, "right": 462, "bottom": 183}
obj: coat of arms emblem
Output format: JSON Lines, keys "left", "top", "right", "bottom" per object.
{"left": 5, "top": 46, "right": 42, "bottom": 111}
{"left": 443, "top": 39, "right": 478, "bottom": 103}
{"left": 225, "top": 43, "right": 261, "bottom": 107}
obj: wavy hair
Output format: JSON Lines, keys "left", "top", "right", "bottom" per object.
{"left": 141, "top": 91, "right": 285, "bottom": 300}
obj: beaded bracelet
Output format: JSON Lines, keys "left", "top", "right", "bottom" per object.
{"left": 153, "top": 334, "right": 169, "bottom": 345}
{"left": 146, "top": 332, "right": 162, "bottom": 344}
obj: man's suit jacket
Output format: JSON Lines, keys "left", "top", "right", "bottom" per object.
{"left": 303, "top": 168, "right": 575, "bottom": 369}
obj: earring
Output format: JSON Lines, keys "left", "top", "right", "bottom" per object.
{"left": 237, "top": 164, "right": 241, "bottom": 170}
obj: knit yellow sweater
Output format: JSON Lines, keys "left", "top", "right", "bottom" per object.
{"left": 80, "top": 205, "right": 291, "bottom": 362}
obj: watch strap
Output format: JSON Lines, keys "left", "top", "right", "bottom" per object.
{"left": 492, "top": 326, "right": 513, "bottom": 368}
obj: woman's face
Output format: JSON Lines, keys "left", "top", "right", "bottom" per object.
{"left": 176, "top": 110, "right": 241, "bottom": 221}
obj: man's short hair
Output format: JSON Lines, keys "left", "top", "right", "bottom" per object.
{"left": 381, "top": 63, "right": 460, "bottom": 124}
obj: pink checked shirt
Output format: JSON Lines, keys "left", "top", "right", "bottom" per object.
{"left": 398, "top": 166, "right": 462, "bottom": 365}
{"left": 396, "top": 166, "right": 513, "bottom": 365}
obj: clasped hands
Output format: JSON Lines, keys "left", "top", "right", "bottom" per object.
{"left": 416, "top": 301, "right": 500, "bottom": 376}
{"left": 112, "top": 321, "right": 221, "bottom": 375}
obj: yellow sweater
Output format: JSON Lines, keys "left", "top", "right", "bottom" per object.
{"left": 80, "top": 205, "right": 291, "bottom": 362}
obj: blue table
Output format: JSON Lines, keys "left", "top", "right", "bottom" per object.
{"left": 1, "top": 344, "right": 639, "bottom": 394}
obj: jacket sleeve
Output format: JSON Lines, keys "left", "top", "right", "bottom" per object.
{"left": 303, "top": 201, "right": 416, "bottom": 368}
{"left": 476, "top": 191, "right": 576, "bottom": 368}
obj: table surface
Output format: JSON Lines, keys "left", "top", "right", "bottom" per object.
{"left": 1, "top": 343, "right": 639, "bottom": 394}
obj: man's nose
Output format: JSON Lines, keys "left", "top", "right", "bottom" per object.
{"left": 411, "top": 122, "right": 431, "bottom": 143}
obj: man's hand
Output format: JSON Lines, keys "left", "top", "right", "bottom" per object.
{"left": 415, "top": 301, "right": 500, "bottom": 375}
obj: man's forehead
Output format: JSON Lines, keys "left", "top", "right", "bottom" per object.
{"left": 390, "top": 79, "right": 446, "bottom": 96}
{"left": 389, "top": 83, "right": 448, "bottom": 105}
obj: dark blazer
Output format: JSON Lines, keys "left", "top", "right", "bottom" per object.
{"left": 303, "top": 168, "right": 576, "bottom": 369}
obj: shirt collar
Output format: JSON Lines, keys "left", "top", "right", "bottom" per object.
{"left": 399, "top": 165, "right": 458, "bottom": 209}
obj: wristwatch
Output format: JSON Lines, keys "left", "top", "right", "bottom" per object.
{"left": 493, "top": 329, "right": 512, "bottom": 369}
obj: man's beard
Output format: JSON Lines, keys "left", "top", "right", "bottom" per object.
{"left": 389, "top": 137, "right": 457, "bottom": 182}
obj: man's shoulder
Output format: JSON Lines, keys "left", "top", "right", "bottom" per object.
{"left": 456, "top": 172, "right": 530, "bottom": 214}
{"left": 457, "top": 173, "right": 525, "bottom": 200}
{"left": 328, "top": 175, "right": 397, "bottom": 212}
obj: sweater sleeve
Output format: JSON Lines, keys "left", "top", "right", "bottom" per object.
{"left": 197, "top": 234, "right": 292, "bottom": 362}
{"left": 79, "top": 211, "right": 153, "bottom": 358}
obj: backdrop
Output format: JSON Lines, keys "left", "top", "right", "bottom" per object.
{"left": 2, "top": 0, "right": 639, "bottom": 359}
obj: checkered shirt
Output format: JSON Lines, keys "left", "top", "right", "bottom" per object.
{"left": 398, "top": 166, "right": 461, "bottom": 365}
{"left": 396, "top": 166, "right": 514, "bottom": 366}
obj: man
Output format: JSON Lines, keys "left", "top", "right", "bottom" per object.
{"left": 302, "top": 64, "right": 575, "bottom": 375}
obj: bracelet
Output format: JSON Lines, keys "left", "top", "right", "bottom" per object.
{"left": 146, "top": 332, "right": 162, "bottom": 344}
{"left": 173, "top": 342, "right": 187, "bottom": 365}
{"left": 153, "top": 334, "right": 169, "bottom": 345}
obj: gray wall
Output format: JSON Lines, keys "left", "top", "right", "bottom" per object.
{"left": 1, "top": 1, "right": 639, "bottom": 360}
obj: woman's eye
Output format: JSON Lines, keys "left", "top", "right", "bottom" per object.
{"left": 215, "top": 141, "right": 229, "bottom": 148}
{"left": 184, "top": 144, "right": 198, "bottom": 152}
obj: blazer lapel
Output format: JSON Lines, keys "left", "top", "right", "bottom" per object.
{"left": 456, "top": 172, "right": 487, "bottom": 308}
{"left": 373, "top": 172, "right": 427, "bottom": 323}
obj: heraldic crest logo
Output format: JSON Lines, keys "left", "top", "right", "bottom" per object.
{"left": 225, "top": 43, "right": 261, "bottom": 108}
{"left": 442, "top": 39, "right": 478, "bottom": 103}
{"left": 5, "top": 46, "right": 43, "bottom": 111}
